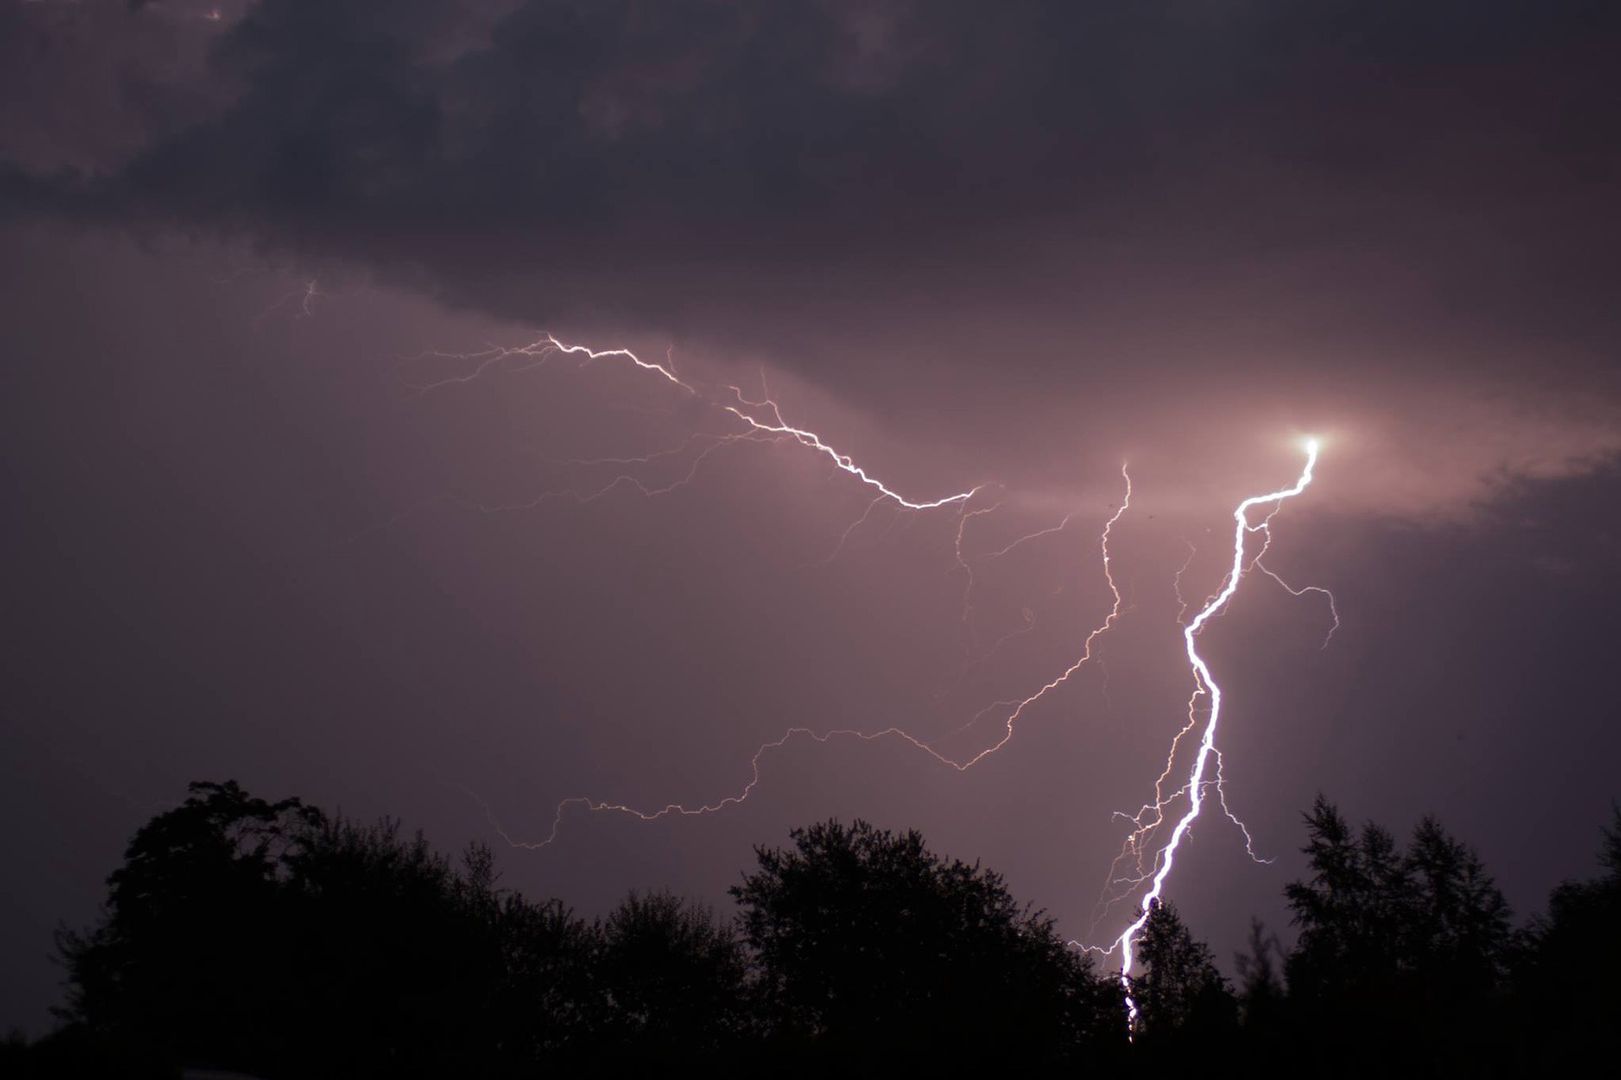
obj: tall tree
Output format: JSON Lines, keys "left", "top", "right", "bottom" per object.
{"left": 1134, "top": 899, "right": 1236, "bottom": 1041}
{"left": 55, "top": 780, "right": 322, "bottom": 1073}
{"left": 1285, "top": 797, "right": 1414, "bottom": 1006}
{"left": 1283, "top": 796, "right": 1513, "bottom": 1071}
{"left": 1232, "top": 917, "right": 1288, "bottom": 1065}
{"left": 1233, "top": 918, "right": 1284, "bottom": 1025}
{"left": 1131, "top": 898, "right": 1237, "bottom": 1069}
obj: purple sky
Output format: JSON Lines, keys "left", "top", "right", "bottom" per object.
{"left": 3, "top": 0, "right": 1620, "bottom": 1035}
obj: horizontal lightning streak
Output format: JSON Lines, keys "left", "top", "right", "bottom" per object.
{"left": 408, "top": 334, "right": 978, "bottom": 515}
{"left": 721, "top": 386, "right": 980, "bottom": 511}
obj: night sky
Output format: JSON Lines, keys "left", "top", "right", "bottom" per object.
{"left": 3, "top": 0, "right": 1619, "bottom": 1036}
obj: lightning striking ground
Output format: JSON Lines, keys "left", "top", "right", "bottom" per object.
{"left": 1110, "top": 439, "right": 1323, "bottom": 1029}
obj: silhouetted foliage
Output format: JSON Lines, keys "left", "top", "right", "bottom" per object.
{"left": 55, "top": 781, "right": 324, "bottom": 1074}
{"left": 729, "top": 818, "right": 1121, "bottom": 1067}
{"left": 1283, "top": 795, "right": 1514, "bottom": 1073}
{"left": 52, "top": 780, "right": 602, "bottom": 1078}
{"left": 483, "top": 890, "right": 597, "bottom": 1067}
{"left": 1232, "top": 918, "right": 1286, "bottom": 1053}
{"left": 592, "top": 890, "right": 751, "bottom": 1061}
{"left": 18, "top": 782, "right": 1621, "bottom": 1078}
{"left": 1133, "top": 899, "right": 1237, "bottom": 1052}
{"left": 1518, "top": 805, "right": 1621, "bottom": 1067}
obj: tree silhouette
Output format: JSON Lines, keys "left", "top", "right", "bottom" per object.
{"left": 1231, "top": 917, "right": 1288, "bottom": 1066}
{"left": 271, "top": 815, "right": 514, "bottom": 1077}
{"left": 1133, "top": 898, "right": 1236, "bottom": 1046}
{"left": 485, "top": 889, "right": 598, "bottom": 1067}
{"left": 1520, "top": 805, "right": 1621, "bottom": 1065}
{"left": 1403, "top": 816, "right": 1512, "bottom": 995}
{"left": 729, "top": 818, "right": 1120, "bottom": 1067}
{"left": 1233, "top": 917, "right": 1284, "bottom": 1023}
{"left": 1283, "top": 796, "right": 1513, "bottom": 1072}
{"left": 55, "top": 780, "right": 323, "bottom": 1073}
{"left": 592, "top": 890, "right": 751, "bottom": 1062}
{"left": 39, "top": 781, "right": 1621, "bottom": 1074}
{"left": 1284, "top": 797, "right": 1411, "bottom": 1007}
{"left": 53, "top": 780, "right": 598, "bottom": 1077}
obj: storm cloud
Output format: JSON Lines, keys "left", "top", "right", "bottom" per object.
{"left": 8, "top": 0, "right": 1619, "bottom": 513}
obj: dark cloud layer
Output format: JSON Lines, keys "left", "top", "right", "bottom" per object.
{"left": 9, "top": 1, "right": 1620, "bottom": 359}
{"left": 8, "top": 1, "right": 1619, "bottom": 523}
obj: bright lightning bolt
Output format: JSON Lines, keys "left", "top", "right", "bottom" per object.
{"left": 412, "top": 333, "right": 1337, "bottom": 1039}
{"left": 1111, "top": 438, "right": 1323, "bottom": 1030}
{"left": 407, "top": 334, "right": 695, "bottom": 395}
{"left": 409, "top": 334, "right": 979, "bottom": 516}
{"left": 720, "top": 384, "right": 980, "bottom": 512}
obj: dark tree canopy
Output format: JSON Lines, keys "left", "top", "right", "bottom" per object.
{"left": 55, "top": 781, "right": 326, "bottom": 1073}
{"left": 53, "top": 781, "right": 617, "bottom": 1076}
{"left": 729, "top": 818, "right": 1120, "bottom": 1067}
{"left": 1519, "top": 806, "right": 1621, "bottom": 1066}
{"left": 1283, "top": 796, "right": 1514, "bottom": 1072}
{"left": 593, "top": 890, "right": 750, "bottom": 1058}
{"left": 1232, "top": 918, "right": 1285, "bottom": 1040}
{"left": 1133, "top": 899, "right": 1237, "bottom": 1048}
{"left": 18, "top": 782, "right": 1621, "bottom": 1078}
{"left": 49, "top": 786, "right": 1128, "bottom": 1075}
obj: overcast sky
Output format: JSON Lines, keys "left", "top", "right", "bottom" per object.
{"left": 3, "top": 0, "right": 1619, "bottom": 1035}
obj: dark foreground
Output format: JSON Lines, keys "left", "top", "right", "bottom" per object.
{"left": 5, "top": 781, "right": 1619, "bottom": 1077}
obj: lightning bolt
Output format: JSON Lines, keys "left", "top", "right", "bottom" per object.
{"left": 411, "top": 333, "right": 1336, "bottom": 1039}
{"left": 720, "top": 384, "right": 981, "bottom": 512}
{"left": 408, "top": 334, "right": 980, "bottom": 519}
{"left": 1109, "top": 439, "right": 1323, "bottom": 1030}
{"left": 952, "top": 500, "right": 1008, "bottom": 644}
{"left": 1255, "top": 560, "right": 1341, "bottom": 647}
{"left": 944, "top": 468, "right": 1130, "bottom": 769}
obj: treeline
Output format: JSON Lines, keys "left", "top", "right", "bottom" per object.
{"left": 4, "top": 782, "right": 1619, "bottom": 1077}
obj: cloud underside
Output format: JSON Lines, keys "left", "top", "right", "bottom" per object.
{"left": 4, "top": 0, "right": 1619, "bottom": 511}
